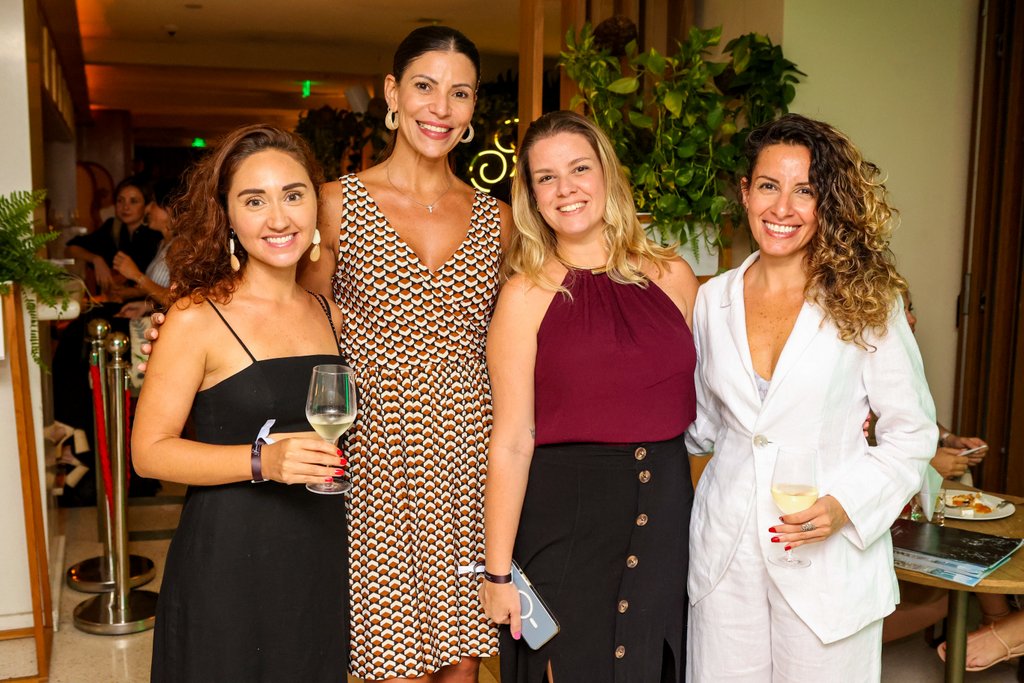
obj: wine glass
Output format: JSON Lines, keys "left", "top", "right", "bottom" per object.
{"left": 305, "top": 364, "right": 357, "bottom": 495}
{"left": 769, "top": 446, "right": 818, "bottom": 568}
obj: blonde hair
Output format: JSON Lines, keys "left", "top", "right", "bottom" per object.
{"left": 507, "top": 111, "right": 675, "bottom": 291}
{"left": 743, "top": 114, "right": 907, "bottom": 348}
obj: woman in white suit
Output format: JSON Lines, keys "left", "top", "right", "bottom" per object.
{"left": 686, "top": 114, "right": 937, "bottom": 681}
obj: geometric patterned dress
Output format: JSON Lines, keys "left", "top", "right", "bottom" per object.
{"left": 332, "top": 174, "right": 502, "bottom": 678}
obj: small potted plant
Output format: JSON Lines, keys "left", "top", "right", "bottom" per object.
{"left": 0, "top": 189, "right": 73, "bottom": 365}
{"left": 561, "top": 20, "right": 804, "bottom": 270}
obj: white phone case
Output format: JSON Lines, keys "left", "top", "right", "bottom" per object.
{"left": 511, "top": 560, "right": 560, "bottom": 650}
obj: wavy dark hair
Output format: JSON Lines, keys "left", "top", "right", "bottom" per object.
{"left": 379, "top": 25, "right": 480, "bottom": 161}
{"left": 167, "top": 124, "right": 323, "bottom": 304}
{"left": 742, "top": 114, "right": 906, "bottom": 348}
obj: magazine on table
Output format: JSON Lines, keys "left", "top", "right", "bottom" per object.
{"left": 890, "top": 518, "right": 1023, "bottom": 587}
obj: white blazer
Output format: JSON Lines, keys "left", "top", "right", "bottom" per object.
{"left": 686, "top": 253, "right": 937, "bottom": 644}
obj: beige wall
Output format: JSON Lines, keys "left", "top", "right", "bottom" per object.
{"left": 781, "top": 0, "right": 978, "bottom": 425}
{"left": 0, "top": 0, "right": 37, "bottom": 630}
{"left": 699, "top": 0, "right": 979, "bottom": 424}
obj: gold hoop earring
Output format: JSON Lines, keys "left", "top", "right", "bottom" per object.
{"left": 229, "top": 230, "right": 241, "bottom": 272}
{"left": 310, "top": 228, "right": 322, "bottom": 262}
{"left": 385, "top": 109, "right": 399, "bottom": 131}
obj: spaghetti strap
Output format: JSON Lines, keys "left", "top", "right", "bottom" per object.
{"left": 207, "top": 301, "right": 257, "bottom": 362}
{"left": 309, "top": 292, "right": 344, "bottom": 356}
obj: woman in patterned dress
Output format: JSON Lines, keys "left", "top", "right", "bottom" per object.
{"left": 300, "top": 26, "right": 510, "bottom": 682}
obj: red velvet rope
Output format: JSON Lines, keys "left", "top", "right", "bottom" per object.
{"left": 89, "top": 364, "right": 114, "bottom": 518}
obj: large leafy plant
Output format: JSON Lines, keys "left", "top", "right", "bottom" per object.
{"left": 562, "top": 23, "right": 803, "bottom": 252}
{"left": 0, "top": 190, "right": 70, "bottom": 365}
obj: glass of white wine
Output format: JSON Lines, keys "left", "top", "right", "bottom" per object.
{"left": 305, "top": 364, "right": 357, "bottom": 495}
{"left": 769, "top": 446, "right": 818, "bottom": 569}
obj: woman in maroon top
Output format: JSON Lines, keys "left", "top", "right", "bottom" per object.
{"left": 480, "top": 111, "right": 699, "bottom": 682}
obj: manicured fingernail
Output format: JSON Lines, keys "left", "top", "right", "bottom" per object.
{"left": 768, "top": 526, "right": 777, "bottom": 533}
{"left": 512, "top": 631, "right": 521, "bottom": 640}
{"left": 324, "top": 477, "right": 334, "bottom": 482}
{"left": 779, "top": 516, "right": 785, "bottom": 522}
{"left": 771, "top": 537, "right": 780, "bottom": 543}
{"left": 784, "top": 545, "right": 792, "bottom": 551}
{"left": 340, "top": 458, "right": 348, "bottom": 465}
{"left": 334, "top": 468, "right": 345, "bottom": 476}
{"left": 336, "top": 448, "right": 343, "bottom": 456}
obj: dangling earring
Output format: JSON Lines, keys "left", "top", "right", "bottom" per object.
{"left": 229, "top": 229, "right": 241, "bottom": 272}
{"left": 310, "top": 228, "right": 322, "bottom": 262}
{"left": 385, "top": 109, "right": 399, "bottom": 131}
{"left": 460, "top": 123, "right": 475, "bottom": 144}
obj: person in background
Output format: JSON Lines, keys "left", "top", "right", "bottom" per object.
{"left": 133, "top": 125, "right": 349, "bottom": 682}
{"left": 66, "top": 176, "right": 163, "bottom": 296}
{"left": 686, "top": 114, "right": 936, "bottom": 681}
{"left": 938, "top": 604, "right": 1024, "bottom": 671}
{"left": 299, "top": 25, "right": 510, "bottom": 682}
{"left": 880, "top": 287, "right": 1003, "bottom": 645}
{"left": 480, "top": 111, "right": 698, "bottom": 682}
{"left": 902, "top": 290, "right": 988, "bottom": 480}
{"left": 113, "top": 184, "right": 176, "bottom": 317}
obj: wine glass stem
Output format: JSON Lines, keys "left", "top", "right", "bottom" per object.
{"left": 785, "top": 548, "right": 794, "bottom": 563}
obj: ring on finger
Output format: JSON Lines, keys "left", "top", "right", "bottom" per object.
{"left": 800, "top": 521, "right": 816, "bottom": 532}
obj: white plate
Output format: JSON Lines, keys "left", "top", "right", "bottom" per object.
{"left": 944, "top": 492, "right": 1015, "bottom": 521}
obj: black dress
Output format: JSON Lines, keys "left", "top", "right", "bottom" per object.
{"left": 150, "top": 298, "right": 348, "bottom": 682}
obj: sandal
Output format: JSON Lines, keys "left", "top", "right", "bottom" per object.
{"left": 937, "top": 623, "right": 1024, "bottom": 672}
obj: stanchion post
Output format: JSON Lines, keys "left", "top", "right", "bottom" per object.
{"left": 72, "top": 333, "right": 158, "bottom": 635}
{"left": 108, "top": 333, "right": 131, "bottom": 615}
{"left": 66, "top": 320, "right": 155, "bottom": 593}
{"left": 89, "top": 319, "right": 110, "bottom": 549}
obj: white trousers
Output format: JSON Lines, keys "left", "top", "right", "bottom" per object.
{"left": 687, "top": 512, "right": 882, "bottom": 682}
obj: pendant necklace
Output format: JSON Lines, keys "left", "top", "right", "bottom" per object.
{"left": 385, "top": 164, "right": 453, "bottom": 214}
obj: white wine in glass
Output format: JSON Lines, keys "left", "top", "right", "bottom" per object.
{"left": 769, "top": 446, "right": 818, "bottom": 568}
{"left": 305, "top": 364, "right": 357, "bottom": 495}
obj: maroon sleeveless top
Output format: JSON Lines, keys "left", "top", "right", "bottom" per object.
{"left": 533, "top": 268, "right": 697, "bottom": 446}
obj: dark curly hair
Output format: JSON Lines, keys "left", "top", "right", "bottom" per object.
{"left": 742, "top": 114, "right": 907, "bottom": 348}
{"left": 167, "top": 124, "right": 324, "bottom": 304}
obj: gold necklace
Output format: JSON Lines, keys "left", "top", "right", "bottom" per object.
{"left": 385, "top": 165, "right": 453, "bottom": 214}
{"left": 555, "top": 253, "right": 606, "bottom": 273}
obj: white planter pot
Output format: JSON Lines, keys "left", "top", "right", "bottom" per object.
{"left": 641, "top": 217, "right": 721, "bottom": 277}
{"left": 27, "top": 279, "right": 83, "bottom": 321}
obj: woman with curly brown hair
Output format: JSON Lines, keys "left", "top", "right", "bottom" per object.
{"left": 685, "top": 114, "right": 937, "bottom": 680}
{"left": 133, "top": 125, "right": 349, "bottom": 681}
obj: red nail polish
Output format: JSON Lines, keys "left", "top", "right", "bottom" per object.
{"left": 771, "top": 537, "right": 780, "bottom": 543}
{"left": 334, "top": 468, "right": 345, "bottom": 476}
{"left": 340, "top": 458, "right": 348, "bottom": 465}
{"left": 779, "top": 516, "right": 785, "bottom": 522}
{"left": 324, "top": 477, "right": 334, "bottom": 482}
{"left": 336, "top": 448, "right": 343, "bottom": 456}
{"left": 784, "top": 545, "right": 792, "bottom": 551}
{"left": 768, "top": 526, "right": 777, "bottom": 533}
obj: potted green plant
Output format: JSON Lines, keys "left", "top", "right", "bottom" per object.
{"left": 561, "top": 21, "right": 804, "bottom": 268}
{"left": 0, "top": 189, "right": 72, "bottom": 365}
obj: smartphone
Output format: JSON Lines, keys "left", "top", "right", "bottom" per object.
{"left": 958, "top": 445, "right": 988, "bottom": 457}
{"left": 511, "top": 560, "right": 560, "bottom": 650}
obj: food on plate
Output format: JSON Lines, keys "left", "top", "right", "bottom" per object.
{"left": 949, "top": 493, "right": 978, "bottom": 508}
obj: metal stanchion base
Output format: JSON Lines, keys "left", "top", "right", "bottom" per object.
{"left": 66, "top": 554, "right": 156, "bottom": 592}
{"left": 73, "top": 590, "right": 159, "bottom": 635}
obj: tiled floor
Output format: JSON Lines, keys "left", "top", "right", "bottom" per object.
{"left": 0, "top": 489, "right": 1017, "bottom": 682}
